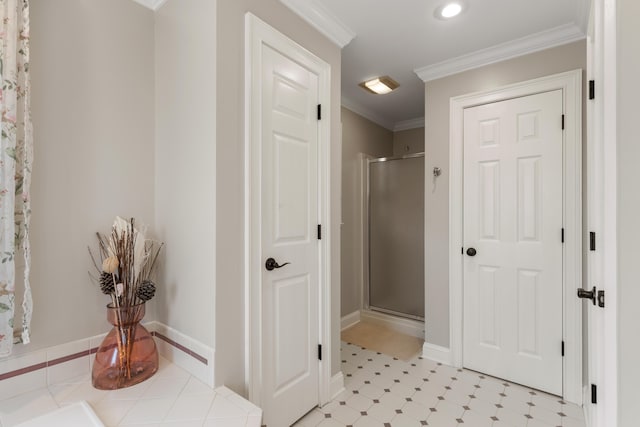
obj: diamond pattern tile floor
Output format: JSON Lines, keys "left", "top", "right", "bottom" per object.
{"left": 294, "top": 342, "right": 585, "bottom": 427}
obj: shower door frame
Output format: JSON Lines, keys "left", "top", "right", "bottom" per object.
{"left": 364, "top": 152, "right": 425, "bottom": 322}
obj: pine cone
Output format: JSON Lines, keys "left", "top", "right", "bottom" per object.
{"left": 99, "top": 272, "right": 115, "bottom": 295}
{"left": 137, "top": 280, "right": 156, "bottom": 302}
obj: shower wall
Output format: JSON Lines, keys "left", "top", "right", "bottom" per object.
{"left": 393, "top": 127, "right": 425, "bottom": 156}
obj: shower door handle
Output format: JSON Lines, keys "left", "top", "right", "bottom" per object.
{"left": 466, "top": 247, "right": 477, "bottom": 257}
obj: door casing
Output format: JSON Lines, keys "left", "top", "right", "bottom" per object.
{"left": 244, "top": 12, "right": 333, "bottom": 409}
{"left": 449, "top": 70, "right": 583, "bottom": 404}
{"left": 586, "top": 0, "right": 618, "bottom": 425}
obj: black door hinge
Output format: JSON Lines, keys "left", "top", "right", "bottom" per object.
{"left": 591, "top": 384, "right": 598, "bottom": 404}
{"left": 318, "top": 344, "right": 322, "bottom": 361}
{"left": 561, "top": 341, "right": 565, "bottom": 357}
{"left": 561, "top": 228, "right": 565, "bottom": 243}
{"left": 589, "top": 80, "right": 595, "bottom": 100}
{"left": 590, "top": 232, "right": 596, "bottom": 251}
{"left": 561, "top": 114, "right": 565, "bottom": 130}
{"left": 317, "top": 224, "right": 322, "bottom": 240}
{"left": 317, "top": 104, "right": 322, "bottom": 120}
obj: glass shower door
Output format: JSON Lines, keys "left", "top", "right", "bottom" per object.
{"left": 368, "top": 154, "right": 425, "bottom": 320}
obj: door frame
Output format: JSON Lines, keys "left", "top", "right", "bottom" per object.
{"left": 449, "top": 69, "right": 583, "bottom": 404}
{"left": 586, "top": 0, "right": 618, "bottom": 424}
{"left": 244, "top": 13, "right": 333, "bottom": 408}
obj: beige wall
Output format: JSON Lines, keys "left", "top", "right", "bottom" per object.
{"left": 393, "top": 127, "right": 425, "bottom": 156}
{"left": 216, "top": 0, "right": 342, "bottom": 392}
{"left": 341, "top": 107, "right": 393, "bottom": 317}
{"left": 616, "top": 0, "right": 640, "bottom": 423}
{"left": 424, "top": 41, "right": 586, "bottom": 347}
{"left": 27, "top": 0, "right": 155, "bottom": 354}
{"left": 155, "top": 0, "right": 217, "bottom": 349}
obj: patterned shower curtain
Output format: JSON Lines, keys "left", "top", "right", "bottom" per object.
{"left": 0, "top": 0, "right": 32, "bottom": 357}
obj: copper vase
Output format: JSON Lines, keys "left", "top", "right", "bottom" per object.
{"left": 92, "top": 303, "right": 158, "bottom": 390}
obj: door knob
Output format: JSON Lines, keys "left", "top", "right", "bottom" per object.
{"left": 265, "top": 257, "right": 291, "bottom": 271}
{"left": 466, "top": 247, "right": 477, "bottom": 257}
{"left": 577, "top": 286, "right": 596, "bottom": 305}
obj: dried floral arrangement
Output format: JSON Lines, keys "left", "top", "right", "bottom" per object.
{"left": 89, "top": 217, "right": 164, "bottom": 389}
{"left": 89, "top": 217, "right": 163, "bottom": 309}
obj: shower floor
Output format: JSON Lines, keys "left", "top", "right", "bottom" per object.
{"left": 341, "top": 320, "right": 424, "bottom": 361}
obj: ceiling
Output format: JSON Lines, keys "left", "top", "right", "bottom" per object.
{"left": 281, "top": 0, "right": 590, "bottom": 130}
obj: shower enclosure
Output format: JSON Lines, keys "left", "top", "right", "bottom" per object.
{"left": 367, "top": 154, "right": 425, "bottom": 320}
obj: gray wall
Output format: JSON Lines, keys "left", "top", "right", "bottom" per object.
{"left": 424, "top": 41, "right": 586, "bottom": 347}
{"left": 393, "top": 127, "right": 425, "bottom": 156}
{"left": 341, "top": 107, "right": 393, "bottom": 317}
{"left": 155, "top": 0, "right": 217, "bottom": 349}
{"left": 216, "top": 0, "right": 342, "bottom": 391}
{"left": 616, "top": 0, "right": 640, "bottom": 424}
{"left": 25, "top": 0, "right": 155, "bottom": 355}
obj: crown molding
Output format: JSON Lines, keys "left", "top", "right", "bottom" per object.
{"left": 341, "top": 97, "right": 394, "bottom": 131}
{"left": 415, "top": 23, "right": 586, "bottom": 82}
{"left": 394, "top": 117, "right": 425, "bottom": 132}
{"left": 279, "top": 0, "right": 356, "bottom": 48}
{"left": 577, "top": 0, "right": 591, "bottom": 33}
{"left": 341, "top": 97, "right": 424, "bottom": 132}
{"left": 132, "top": 0, "right": 168, "bottom": 11}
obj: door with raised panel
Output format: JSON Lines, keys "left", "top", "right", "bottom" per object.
{"left": 260, "top": 43, "right": 320, "bottom": 426}
{"left": 462, "top": 90, "right": 564, "bottom": 395}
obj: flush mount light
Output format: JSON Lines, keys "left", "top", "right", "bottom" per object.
{"left": 359, "top": 76, "right": 399, "bottom": 95}
{"left": 434, "top": 1, "right": 466, "bottom": 20}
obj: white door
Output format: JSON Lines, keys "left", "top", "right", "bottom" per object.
{"left": 260, "top": 44, "right": 321, "bottom": 426}
{"left": 463, "top": 90, "right": 564, "bottom": 395}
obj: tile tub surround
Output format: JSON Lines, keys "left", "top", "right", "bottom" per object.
{"left": 0, "top": 321, "right": 215, "bottom": 403}
{"left": 0, "top": 357, "right": 261, "bottom": 427}
{"left": 294, "top": 342, "right": 586, "bottom": 427}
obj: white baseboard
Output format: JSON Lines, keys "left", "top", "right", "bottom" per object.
{"left": 341, "top": 311, "right": 361, "bottom": 331}
{"left": 422, "top": 342, "right": 454, "bottom": 366}
{"left": 329, "top": 372, "right": 345, "bottom": 401}
{"left": 148, "top": 321, "right": 215, "bottom": 388}
{"left": 360, "top": 309, "right": 425, "bottom": 339}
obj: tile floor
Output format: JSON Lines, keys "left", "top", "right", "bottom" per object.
{"left": 295, "top": 342, "right": 586, "bottom": 427}
{"left": 0, "top": 342, "right": 587, "bottom": 427}
{"left": 0, "top": 357, "right": 260, "bottom": 427}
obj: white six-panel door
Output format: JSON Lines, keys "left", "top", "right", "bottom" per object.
{"left": 260, "top": 44, "right": 321, "bottom": 427}
{"left": 462, "top": 90, "right": 564, "bottom": 395}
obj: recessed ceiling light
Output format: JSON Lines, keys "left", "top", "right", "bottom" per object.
{"left": 359, "top": 76, "right": 399, "bottom": 95}
{"left": 434, "top": 1, "right": 466, "bottom": 20}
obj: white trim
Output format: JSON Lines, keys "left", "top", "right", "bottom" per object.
{"left": 244, "top": 12, "right": 333, "bottom": 412}
{"left": 341, "top": 311, "right": 361, "bottom": 331}
{"left": 360, "top": 309, "right": 425, "bottom": 339}
{"left": 278, "top": 0, "right": 356, "bottom": 48}
{"left": 576, "top": 0, "right": 591, "bottom": 34}
{"left": 329, "top": 372, "right": 345, "bottom": 400}
{"left": 583, "top": 385, "right": 593, "bottom": 427}
{"left": 151, "top": 322, "right": 215, "bottom": 388}
{"left": 341, "top": 97, "right": 394, "bottom": 131}
{"left": 421, "top": 342, "right": 453, "bottom": 366}
{"left": 599, "top": 0, "right": 617, "bottom": 424}
{"left": 394, "top": 117, "right": 425, "bottom": 132}
{"left": 131, "top": 0, "right": 168, "bottom": 11}
{"left": 415, "top": 23, "right": 585, "bottom": 82}
{"left": 448, "top": 70, "right": 583, "bottom": 404}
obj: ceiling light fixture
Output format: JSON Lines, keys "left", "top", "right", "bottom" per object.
{"left": 359, "top": 76, "right": 399, "bottom": 95}
{"left": 434, "top": 1, "right": 466, "bottom": 20}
